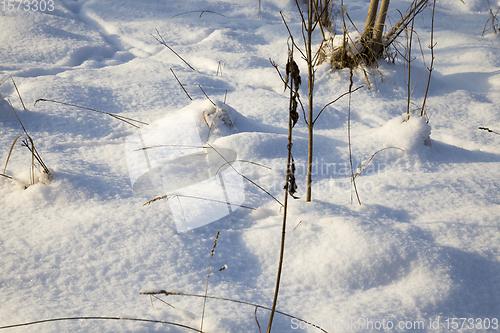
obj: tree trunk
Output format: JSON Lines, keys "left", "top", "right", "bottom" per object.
{"left": 373, "top": 0, "right": 390, "bottom": 55}
{"left": 362, "top": 0, "right": 380, "bottom": 41}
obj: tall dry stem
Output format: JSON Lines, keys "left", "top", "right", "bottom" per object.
{"left": 200, "top": 230, "right": 220, "bottom": 332}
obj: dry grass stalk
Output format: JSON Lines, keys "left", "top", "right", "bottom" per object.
{"left": 198, "top": 84, "right": 216, "bottom": 106}
{"left": 255, "top": 307, "right": 262, "bottom": 333}
{"left": 200, "top": 230, "right": 220, "bottom": 332}
{"left": 171, "top": 10, "right": 225, "bottom": 18}
{"left": 4, "top": 135, "right": 35, "bottom": 185}
{"left": 347, "top": 70, "right": 361, "bottom": 205}
{"left": 143, "top": 193, "right": 256, "bottom": 211}
{"left": 34, "top": 99, "right": 148, "bottom": 128}
{"left": 170, "top": 68, "right": 192, "bottom": 100}
{"left": 266, "top": 43, "right": 300, "bottom": 333}
{"left": 216, "top": 60, "right": 226, "bottom": 76}
{"left": 482, "top": 0, "right": 499, "bottom": 35}
{"left": 141, "top": 290, "right": 330, "bottom": 333}
{"left": 0, "top": 316, "right": 203, "bottom": 332}
{"left": 354, "top": 147, "right": 404, "bottom": 179}
{"left": 0, "top": 76, "right": 26, "bottom": 110}
{"left": 152, "top": 29, "right": 196, "bottom": 71}
{"left": 420, "top": 0, "right": 436, "bottom": 119}
{"left": 4, "top": 96, "right": 51, "bottom": 185}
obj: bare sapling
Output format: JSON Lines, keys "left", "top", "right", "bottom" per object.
{"left": 266, "top": 42, "right": 300, "bottom": 333}
{"left": 284, "top": 1, "right": 361, "bottom": 202}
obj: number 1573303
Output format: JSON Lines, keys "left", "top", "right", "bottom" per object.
{"left": 2, "top": 0, "right": 55, "bottom": 12}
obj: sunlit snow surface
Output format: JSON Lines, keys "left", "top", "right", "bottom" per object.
{"left": 1, "top": 0, "right": 500, "bottom": 332}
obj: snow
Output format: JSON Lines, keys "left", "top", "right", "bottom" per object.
{"left": 1, "top": 0, "right": 500, "bottom": 332}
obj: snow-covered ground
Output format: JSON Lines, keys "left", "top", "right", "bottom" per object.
{"left": 1, "top": 0, "right": 500, "bottom": 332}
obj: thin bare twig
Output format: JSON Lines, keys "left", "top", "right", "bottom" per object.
{"left": 201, "top": 230, "right": 219, "bottom": 332}
{"left": 152, "top": 29, "right": 196, "bottom": 71}
{"left": 171, "top": 10, "right": 225, "bottom": 18}
{"left": 406, "top": 1, "right": 416, "bottom": 118}
{"left": 33, "top": 99, "right": 148, "bottom": 128}
{"left": 421, "top": 0, "right": 436, "bottom": 119}
{"left": 347, "top": 70, "right": 361, "bottom": 205}
{"left": 143, "top": 193, "right": 256, "bottom": 210}
{"left": 0, "top": 76, "right": 26, "bottom": 110}
{"left": 354, "top": 147, "right": 405, "bottom": 179}
{"left": 170, "top": 68, "right": 192, "bottom": 100}
{"left": 198, "top": 84, "right": 216, "bottom": 106}
{"left": 214, "top": 159, "right": 271, "bottom": 180}
{"left": 279, "top": 12, "right": 307, "bottom": 60}
{"left": 313, "top": 86, "right": 363, "bottom": 124}
{"left": 207, "top": 143, "right": 284, "bottom": 207}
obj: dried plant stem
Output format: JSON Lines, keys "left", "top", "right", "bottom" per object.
{"left": 384, "top": 0, "right": 428, "bottom": 49}
{"left": 255, "top": 307, "right": 262, "bottom": 333}
{"left": 482, "top": 0, "right": 500, "bottom": 35}
{"left": 134, "top": 143, "right": 281, "bottom": 205}
{"left": 207, "top": 143, "right": 284, "bottom": 207}
{"left": 198, "top": 84, "right": 216, "bottom": 106}
{"left": 143, "top": 193, "right": 256, "bottom": 210}
{"left": 0, "top": 173, "right": 14, "bottom": 180}
{"left": 170, "top": 68, "right": 192, "bottom": 100}
{"left": 421, "top": 0, "right": 436, "bottom": 118}
{"left": 348, "top": 70, "right": 361, "bottom": 205}
{"left": 269, "top": 58, "right": 306, "bottom": 120}
{"left": 354, "top": 147, "right": 404, "bottom": 179}
{"left": 0, "top": 76, "right": 26, "bottom": 110}
{"left": 152, "top": 29, "right": 196, "bottom": 71}
{"left": 267, "top": 43, "right": 298, "bottom": 333}
{"left": 313, "top": 86, "right": 363, "bottom": 124}
{"left": 216, "top": 60, "right": 226, "bottom": 76}
{"left": 406, "top": 2, "right": 416, "bottom": 118}
{"left": 4, "top": 135, "right": 34, "bottom": 184}
{"left": 200, "top": 230, "right": 219, "bottom": 332}
{"left": 7, "top": 99, "right": 50, "bottom": 179}
{"left": 0, "top": 317, "right": 203, "bottom": 332}
{"left": 34, "top": 99, "right": 148, "bottom": 128}
{"left": 171, "top": 10, "right": 225, "bottom": 18}
{"left": 141, "top": 290, "right": 329, "bottom": 333}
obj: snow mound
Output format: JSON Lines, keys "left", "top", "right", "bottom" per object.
{"left": 375, "top": 114, "right": 431, "bottom": 154}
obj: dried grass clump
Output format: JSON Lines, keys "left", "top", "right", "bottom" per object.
{"left": 1, "top": 77, "right": 51, "bottom": 187}
{"left": 326, "top": 38, "right": 363, "bottom": 70}
{"left": 482, "top": 0, "right": 499, "bottom": 36}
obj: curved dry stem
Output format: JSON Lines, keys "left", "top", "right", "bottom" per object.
{"left": 143, "top": 193, "right": 256, "bottom": 210}
{"left": 0, "top": 317, "right": 203, "bottom": 332}
{"left": 34, "top": 98, "right": 148, "bottom": 128}
{"left": 354, "top": 147, "right": 405, "bottom": 179}
{"left": 141, "top": 290, "right": 330, "bottom": 333}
